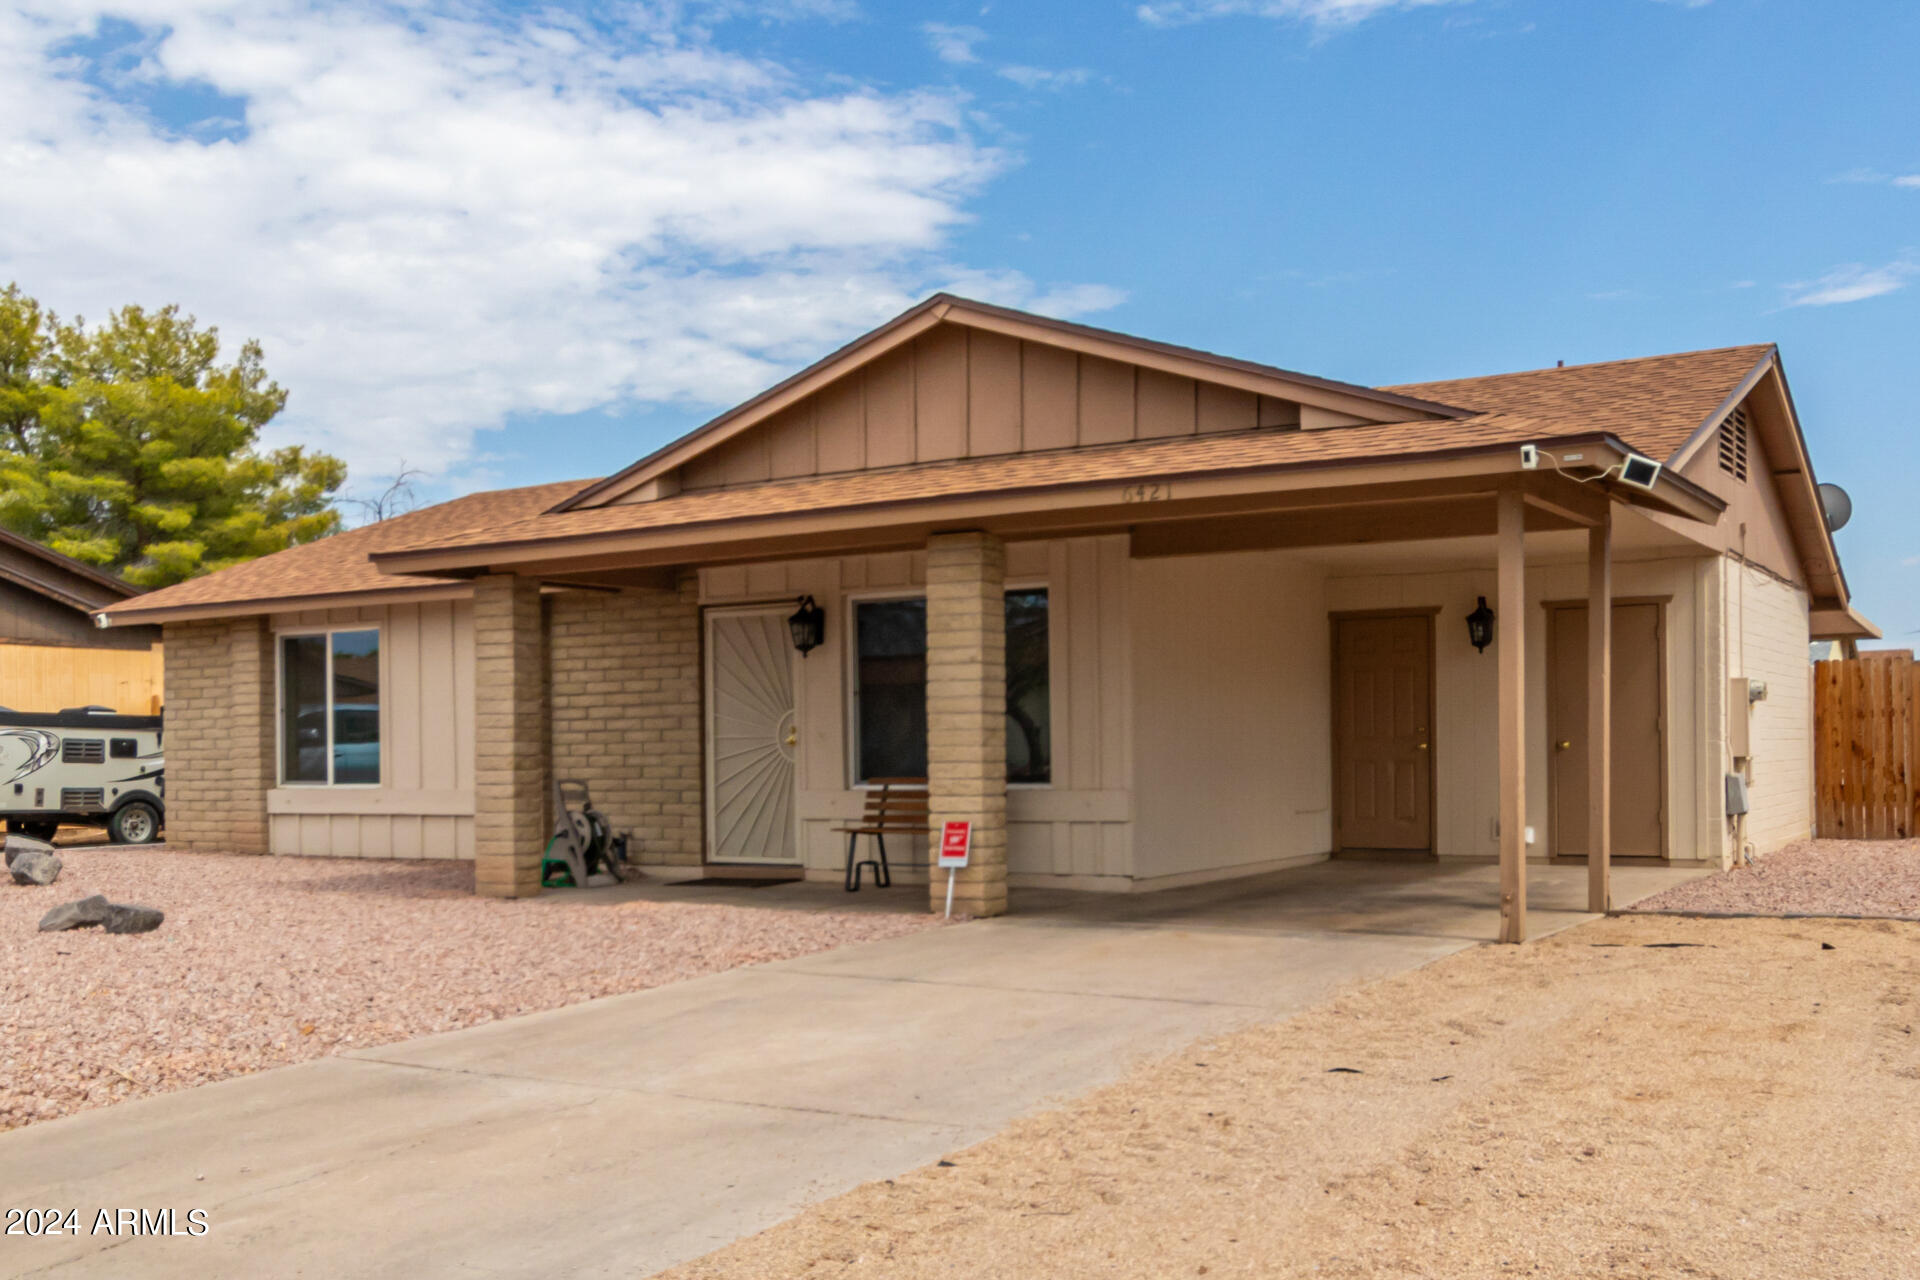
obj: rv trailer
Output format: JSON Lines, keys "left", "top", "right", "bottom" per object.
{"left": 0, "top": 707, "right": 163, "bottom": 843}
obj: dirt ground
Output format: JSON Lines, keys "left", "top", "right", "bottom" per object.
{"left": 664, "top": 914, "right": 1920, "bottom": 1280}
{"left": 0, "top": 847, "right": 936, "bottom": 1132}
{"left": 1634, "top": 836, "right": 1920, "bottom": 919}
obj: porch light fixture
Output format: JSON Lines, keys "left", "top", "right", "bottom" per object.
{"left": 788, "top": 595, "right": 825, "bottom": 657}
{"left": 1466, "top": 597, "right": 1495, "bottom": 653}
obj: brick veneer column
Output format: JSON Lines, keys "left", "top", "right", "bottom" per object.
{"left": 926, "top": 531, "right": 1008, "bottom": 917}
{"left": 473, "top": 574, "right": 548, "bottom": 897}
{"left": 161, "top": 616, "right": 273, "bottom": 853}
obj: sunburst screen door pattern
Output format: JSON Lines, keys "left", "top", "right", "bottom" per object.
{"left": 705, "top": 608, "right": 799, "bottom": 864}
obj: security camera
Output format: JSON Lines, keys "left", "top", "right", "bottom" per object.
{"left": 1519, "top": 444, "right": 1539, "bottom": 470}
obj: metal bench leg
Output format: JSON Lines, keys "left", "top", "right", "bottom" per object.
{"left": 845, "top": 832, "right": 862, "bottom": 892}
{"left": 874, "top": 833, "right": 892, "bottom": 888}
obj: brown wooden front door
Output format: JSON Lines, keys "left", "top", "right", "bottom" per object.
{"left": 1548, "top": 601, "right": 1666, "bottom": 858}
{"left": 1333, "top": 613, "right": 1434, "bottom": 852}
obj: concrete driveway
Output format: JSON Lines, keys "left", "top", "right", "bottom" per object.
{"left": 0, "top": 859, "right": 1703, "bottom": 1279}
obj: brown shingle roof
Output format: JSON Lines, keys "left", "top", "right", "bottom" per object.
{"left": 101, "top": 341, "right": 1776, "bottom": 618}
{"left": 1382, "top": 344, "right": 1774, "bottom": 462}
{"left": 103, "top": 479, "right": 595, "bottom": 620}
{"left": 379, "top": 412, "right": 1558, "bottom": 561}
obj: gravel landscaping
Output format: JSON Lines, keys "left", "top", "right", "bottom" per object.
{"left": 665, "top": 913, "right": 1920, "bottom": 1280}
{"left": 0, "top": 846, "right": 938, "bottom": 1132}
{"left": 1631, "top": 836, "right": 1920, "bottom": 919}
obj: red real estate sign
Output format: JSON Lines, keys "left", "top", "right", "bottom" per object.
{"left": 938, "top": 821, "right": 972, "bottom": 869}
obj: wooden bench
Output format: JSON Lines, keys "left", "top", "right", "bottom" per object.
{"left": 834, "top": 777, "right": 929, "bottom": 891}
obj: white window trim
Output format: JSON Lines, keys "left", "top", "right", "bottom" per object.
{"left": 843, "top": 582, "right": 1053, "bottom": 791}
{"left": 275, "top": 624, "right": 384, "bottom": 788}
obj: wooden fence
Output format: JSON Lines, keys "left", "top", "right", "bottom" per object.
{"left": 0, "top": 642, "right": 164, "bottom": 716}
{"left": 1814, "top": 652, "right": 1917, "bottom": 839}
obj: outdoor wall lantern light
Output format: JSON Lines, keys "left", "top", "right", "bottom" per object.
{"left": 1466, "top": 597, "right": 1496, "bottom": 653}
{"left": 788, "top": 595, "right": 825, "bottom": 657}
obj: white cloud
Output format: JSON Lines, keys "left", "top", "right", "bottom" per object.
{"left": 1896, "top": 175, "right": 1920, "bottom": 189}
{"left": 0, "top": 2, "right": 1122, "bottom": 490}
{"left": 1784, "top": 256, "right": 1920, "bottom": 307}
{"left": 921, "top": 22, "right": 986, "bottom": 64}
{"left": 998, "top": 65, "right": 1094, "bottom": 91}
{"left": 1136, "top": 0, "right": 1464, "bottom": 28}
{"left": 1829, "top": 167, "right": 1920, "bottom": 188}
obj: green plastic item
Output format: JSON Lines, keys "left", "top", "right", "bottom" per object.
{"left": 540, "top": 835, "right": 577, "bottom": 888}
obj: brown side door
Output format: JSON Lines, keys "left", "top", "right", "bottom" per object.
{"left": 1333, "top": 613, "right": 1434, "bottom": 852}
{"left": 1548, "top": 602, "right": 1666, "bottom": 858}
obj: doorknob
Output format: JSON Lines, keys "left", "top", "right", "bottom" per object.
{"left": 1556, "top": 740, "right": 1571, "bottom": 750}
{"left": 1417, "top": 742, "right": 1429, "bottom": 750}
{"left": 785, "top": 728, "right": 798, "bottom": 747}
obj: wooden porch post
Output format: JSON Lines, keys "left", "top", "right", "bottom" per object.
{"left": 1497, "top": 485, "right": 1527, "bottom": 944}
{"left": 1587, "top": 510, "right": 1613, "bottom": 913}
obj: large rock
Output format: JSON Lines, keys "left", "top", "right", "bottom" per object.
{"left": 39, "top": 894, "right": 110, "bottom": 932}
{"left": 9, "top": 848, "right": 62, "bottom": 886}
{"left": 102, "top": 903, "right": 165, "bottom": 934}
{"left": 4, "top": 834, "right": 54, "bottom": 870}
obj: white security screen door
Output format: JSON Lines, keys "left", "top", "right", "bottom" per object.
{"left": 705, "top": 607, "right": 799, "bottom": 864}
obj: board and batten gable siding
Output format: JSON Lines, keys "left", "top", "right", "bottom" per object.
{"left": 700, "top": 535, "right": 1134, "bottom": 886}
{"left": 1323, "top": 552, "right": 1715, "bottom": 863}
{"left": 266, "top": 599, "right": 477, "bottom": 859}
{"left": 653, "top": 326, "right": 1326, "bottom": 495}
{"left": 1131, "top": 549, "right": 1334, "bottom": 883}
{"left": 1726, "top": 561, "right": 1813, "bottom": 855}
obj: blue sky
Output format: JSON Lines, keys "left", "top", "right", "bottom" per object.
{"left": 1, "top": 0, "right": 1914, "bottom": 639}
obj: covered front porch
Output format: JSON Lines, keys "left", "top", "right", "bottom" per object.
{"left": 428, "top": 441, "right": 1725, "bottom": 944}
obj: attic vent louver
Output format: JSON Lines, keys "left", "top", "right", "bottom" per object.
{"left": 1716, "top": 406, "right": 1750, "bottom": 483}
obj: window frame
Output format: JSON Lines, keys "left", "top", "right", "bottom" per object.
{"left": 842, "top": 582, "right": 1053, "bottom": 791}
{"left": 274, "top": 624, "right": 385, "bottom": 788}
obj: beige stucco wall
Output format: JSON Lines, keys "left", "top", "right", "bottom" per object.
{"left": 266, "top": 599, "right": 477, "bottom": 859}
{"left": 701, "top": 535, "right": 1134, "bottom": 887}
{"left": 1321, "top": 549, "right": 1720, "bottom": 863}
{"left": 1130, "top": 548, "right": 1333, "bottom": 883}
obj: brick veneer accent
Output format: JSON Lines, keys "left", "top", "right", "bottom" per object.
{"left": 547, "top": 572, "right": 704, "bottom": 866}
{"left": 473, "top": 574, "right": 549, "bottom": 896}
{"left": 926, "top": 531, "right": 1008, "bottom": 917}
{"left": 161, "top": 617, "right": 274, "bottom": 852}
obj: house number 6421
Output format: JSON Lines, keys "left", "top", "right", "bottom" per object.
{"left": 1121, "top": 484, "right": 1170, "bottom": 503}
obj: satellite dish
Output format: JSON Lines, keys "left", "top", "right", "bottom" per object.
{"left": 1817, "top": 482, "right": 1852, "bottom": 533}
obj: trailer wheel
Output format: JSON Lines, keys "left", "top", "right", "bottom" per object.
{"left": 109, "top": 801, "right": 161, "bottom": 845}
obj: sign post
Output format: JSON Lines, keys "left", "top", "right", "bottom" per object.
{"left": 938, "top": 821, "right": 971, "bottom": 919}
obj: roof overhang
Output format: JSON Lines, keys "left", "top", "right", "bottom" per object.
{"left": 373, "top": 433, "right": 1723, "bottom": 579}
{"left": 95, "top": 582, "right": 474, "bottom": 628}
{"left": 557, "top": 294, "right": 1474, "bottom": 513}
{"left": 1809, "top": 602, "right": 1882, "bottom": 642}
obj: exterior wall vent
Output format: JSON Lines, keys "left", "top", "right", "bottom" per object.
{"left": 1716, "top": 406, "right": 1750, "bottom": 482}
{"left": 61, "top": 739, "right": 106, "bottom": 764}
{"left": 60, "top": 788, "right": 106, "bottom": 810}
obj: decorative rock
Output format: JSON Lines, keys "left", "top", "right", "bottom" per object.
{"left": 102, "top": 903, "right": 165, "bottom": 935}
{"left": 9, "top": 848, "right": 62, "bottom": 886}
{"left": 4, "top": 834, "right": 54, "bottom": 870}
{"left": 39, "top": 895, "right": 111, "bottom": 932}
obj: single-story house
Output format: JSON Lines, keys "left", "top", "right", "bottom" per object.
{"left": 1, "top": 529, "right": 162, "bottom": 714}
{"left": 97, "top": 296, "right": 1876, "bottom": 940}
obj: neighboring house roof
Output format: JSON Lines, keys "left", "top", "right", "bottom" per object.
{"left": 0, "top": 528, "right": 142, "bottom": 613}
{"left": 1383, "top": 344, "right": 1777, "bottom": 464}
{"left": 101, "top": 479, "right": 594, "bottom": 623}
